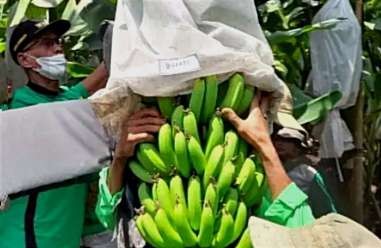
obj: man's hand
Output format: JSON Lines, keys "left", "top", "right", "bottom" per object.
{"left": 108, "top": 108, "right": 165, "bottom": 194}
{"left": 221, "top": 91, "right": 291, "bottom": 199}
{"left": 221, "top": 92, "right": 271, "bottom": 153}
{"left": 114, "top": 108, "right": 166, "bottom": 160}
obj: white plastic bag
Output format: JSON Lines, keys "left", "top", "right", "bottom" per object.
{"left": 0, "top": 100, "right": 111, "bottom": 197}
{"left": 309, "top": 0, "right": 362, "bottom": 158}
{"left": 107, "top": 0, "right": 282, "bottom": 96}
{"left": 90, "top": 0, "right": 295, "bottom": 139}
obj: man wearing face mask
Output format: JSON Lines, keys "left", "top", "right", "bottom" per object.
{"left": 0, "top": 20, "right": 108, "bottom": 248}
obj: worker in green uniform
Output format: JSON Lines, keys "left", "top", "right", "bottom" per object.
{"left": 95, "top": 92, "right": 315, "bottom": 247}
{"left": 0, "top": 19, "right": 108, "bottom": 248}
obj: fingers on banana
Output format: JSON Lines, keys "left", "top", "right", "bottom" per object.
{"left": 140, "top": 213, "right": 166, "bottom": 248}
{"left": 236, "top": 86, "right": 255, "bottom": 116}
{"left": 224, "top": 188, "right": 239, "bottom": 217}
{"left": 231, "top": 202, "right": 248, "bottom": 243}
{"left": 174, "top": 131, "right": 191, "bottom": 177}
{"left": 205, "top": 115, "right": 224, "bottom": 158}
{"left": 204, "top": 183, "right": 219, "bottom": 215}
{"left": 158, "top": 123, "right": 176, "bottom": 168}
{"left": 236, "top": 158, "right": 256, "bottom": 195}
{"left": 138, "top": 183, "right": 157, "bottom": 216}
{"left": 170, "top": 175, "right": 187, "bottom": 214}
{"left": 187, "top": 136, "right": 207, "bottom": 175}
{"left": 187, "top": 175, "right": 202, "bottom": 231}
{"left": 214, "top": 208, "right": 234, "bottom": 248}
{"left": 203, "top": 145, "right": 224, "bottom": 187}
{"left": 173, "top": 201, "right": 198, "bottom": 247}
{"left": 171, "top": 105, "right": 185, "bottom": 132}
{"left": 183, "top": 110, "right": 201, "bottom": 143}
{"left": 216, "top": 161, "right": 235, "bottom": 198}
{"left": 189, "top": 79, "right": 206, "bottom": 122}
{"left": 197, "top": 201, "right": 214, "bottom": 247}
{"left": 154, "top": 208, "right": 184, "bottom": 247}
{"left": 235, "top": 228, "right": 253, "bottom": 248}
{"left": 223, "top": 130, "right": 239, "bottom": 165}
{"left": 201, "top": 75, "right": 218, "bottom": 123}
{"left": 157, "top": 97, "right": 176, "bottom": 119}
{"left": 221, "top": 73, "right": 245, "bottom": 111}
{"left": 138, "top": 143, "right": 170, "bottom": 174}
{"left": 156, "top": 178, "right": 174, "bottom": 219}
{"left": 129, "top": 160, "right": 154, "bottom": 183}
{"left": 243, "top": 172, "right": 265, "bottom": 207}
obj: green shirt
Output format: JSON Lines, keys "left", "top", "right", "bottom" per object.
{"left": 0, "top": 83, "right": 89, "bottom": 248}
{"left": 256, "top": 182, "right": 315, "bottom": 227}
{"left": 95, "top": 168, "right": 315, "bottom": 230}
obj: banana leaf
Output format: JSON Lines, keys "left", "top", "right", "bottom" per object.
{"left": 294, "top": 90, "right": 342, "bottom": 125}
{"left": 66, "top": 61, "right": 94, "bottom": 78}
{"left": 267, "top": 18, "right": 344, "bottom": 44}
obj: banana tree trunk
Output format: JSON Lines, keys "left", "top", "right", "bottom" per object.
{"left": 342, "top": 0, "right": 364, "bottom": 223}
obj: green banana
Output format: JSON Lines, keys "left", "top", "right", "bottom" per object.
{"left": 235, "top": 139, "right": 249, "bottom": 176}
{"left": 221, "top": 73, "right": 245, "bottom": 111}
{"left": 187, "top": 175, "right": 202, "bottom": 231}
{"left": 137, "top": 143, "right": 170, "bottom": 174}
{"left": 203, "top": 145, "right": 224, "bottom": 187}
{"left": 170, "top": 175, "right": 187, "bottom": 213}
{"left": 189, "top": 78, "right": 205, "bottom": 122}
{"left": 216, "top": 161, "right": 235, "bottom": 198}
{"left": 232, "top": 202, "right": 248, "bottom": 243}
{"left": 154, "top": 208, "right": 184, "bottom": 247}
{"left": 158, "top": 123, "right": 176, "bottom": 167}
{"left": 204, "top": 183, "right": 219, "bottom": 215}
{"left": 205, "top": 115, "right": 224, "bottom": 158}
{"left": 173, "top": 200, "right": 198, "bottom": 247}
{"left": 141, "top": 212, "right": 166, "bottom": 248}
{"left": 152, "top": 181, "right": 158, "bottom": 201}
{"left": 236, "top": 158, "right": 256, "bottom": 195}
{"left": 157, "top": 97, "right": 176, "bottom": 119}
{"left": 201, "top": 75, "right": 218, "bottom": 123}
{"left": 223, "top": 130, "right": 239, "bottom": 165}
{"left": 235, "top": 229, "right": 252, "bottom": 248}
{"left": 174, "top": 131, "right": 191, "bottom": 177}
{"left": 136, "top": 214, "right": 159, "bottom": 247}
{"left": 183, "top": 110, "right": 201, "bottom": 143}
{"left": 243, "top": 172, "right": 265, "bottom": 207}
{"left": 214, "top": 208, "right": 234, "bottom": 248}
{"left": 236, "top": 86, "right": 255, "bottom": 116}
{"left": 187, "top": 136, "right": 207, "bottom": 175}
{"left": 224, "top": 188, "right": 239, "bottom": 216}
{"left": 171, "top": 105, "right": 185, "bottom": 131}
{"left": 197, "top": 201, "right": 214, "bottom": 247}
{"left": 138, "top": 183, "right": 157, "bottom": 216}
{"left": 156, "top": 178, "right": 174, "bottom": 218}
{"left": 129, "top": 160, "right": 154, "bottom": 183}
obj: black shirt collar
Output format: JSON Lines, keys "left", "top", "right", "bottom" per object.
{"left": 27, "top": 81, "right": 60, "bottom": 96}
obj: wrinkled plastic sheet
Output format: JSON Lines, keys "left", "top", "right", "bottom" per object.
{"left": 91, "top": 0, "right": 290, "bottom": 139}
{"left": 0, "top": 100, "right": 111, "bottom": 198}
{"left": 309, "top": 0, "right": 362, "bottom": 158}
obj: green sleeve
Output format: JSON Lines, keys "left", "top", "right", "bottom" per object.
{"left": 256, "top": 183, "right": 315, "bottom": 227}
{"left": 95, "top": 167, "right": 123, "bottom": 230}
{"left": 62, "top": 82, "right": 89, "bottom": 100}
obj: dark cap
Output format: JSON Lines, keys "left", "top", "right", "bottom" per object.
{"left": 9, "top": 19, "right": 70, "bottom": 64}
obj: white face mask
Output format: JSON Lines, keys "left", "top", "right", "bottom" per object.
{"left": 28, "top": 54, "right": 67, "bottom": 81}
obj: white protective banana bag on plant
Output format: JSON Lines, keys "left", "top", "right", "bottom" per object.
{"left": 90, "top": 0, "right": 290, "bottom": 138}
{"left": 309, "top": 0, "right": 362, "bottom": 158}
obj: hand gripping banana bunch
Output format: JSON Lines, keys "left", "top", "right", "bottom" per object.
{"left": 130, "top": 73, "right": 266, "bottom": 248}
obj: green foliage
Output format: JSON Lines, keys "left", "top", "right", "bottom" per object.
{"left": 0, "top": 0, "right": 116, "bottom": 80}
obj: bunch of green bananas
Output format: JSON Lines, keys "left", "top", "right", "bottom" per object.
{"left": 130, "top": 73, "right": 265, "bottom": 248}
